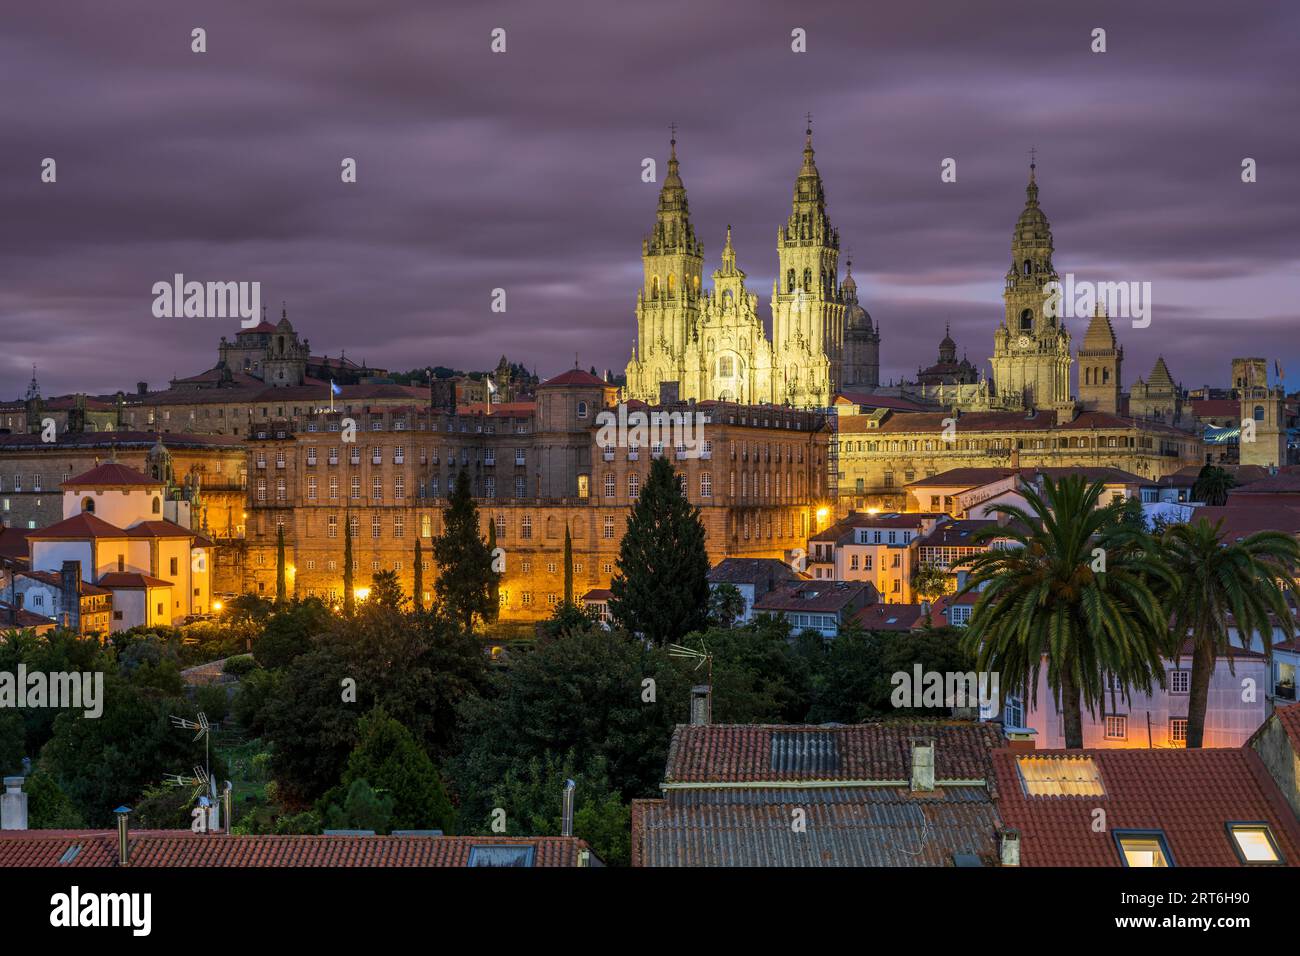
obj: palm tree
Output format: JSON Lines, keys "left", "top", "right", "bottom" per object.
{"left": 958, "top": 475, "right": 1171, "bottom": 748}
{"left": 1191, "top": 464, "right": 1235, "bottom": 506}
{"left": 1158, "top": 519, "right": 1299, "bottom": 748}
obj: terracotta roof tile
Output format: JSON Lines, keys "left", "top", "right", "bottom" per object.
{"left": 62, "top": 462, "right": 162, "bottom": 487}
{"left": 25, "top": 512, "right": 129, "bottom": 540}
{"left": 992, "top": 747, "right": 1300, "bottom": 866}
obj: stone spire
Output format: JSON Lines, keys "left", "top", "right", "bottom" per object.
{"left": 646, "top": 131, "right": 701, "bottom": 258}
{"left": 720, "top": 224, "right": 737, "bottom": 273}
{"left": 1082, "top": 302, "right": 1118, "bottom": 350}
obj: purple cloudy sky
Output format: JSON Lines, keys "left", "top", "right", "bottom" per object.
{"left": 3, "top": 0, "right": 1297, "bottom": 399}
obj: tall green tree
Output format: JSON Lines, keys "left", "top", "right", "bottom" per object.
{"left": 911, "top": 563, "right": 949, "bottom": 603}
{"left": 1159, "top": 519, "right": 1299, "bottom": 747}
{"left": 1191, "top": 464, "right": 1235, "bottom": 506}
{"left": 331, "top": 707, "right": 454, "bottom": 832}
{"left": 413, "top": 539, "right": 424, "bottom": 611}
{"left": 563, "top": 525, "right": 574, "bottom": 606}
{"left": 608, "top": 456, "right": 710, "bottom": 645}
{"left": 275, "top": 525, "right": 288, "bottom": 604}
{"left": 431, "top": 469, "right": 495, "bottom": 631}
{"left": 343, "top": 506, "right": 355, "bottom": 617}
{"left": 486, "top": 518, "right": 500, "bottom": 623}
{"left": 958, "top": 476, "right": 1171, "bottom": 749}
{"left": 368, "top": 570, "right": 406, "bottom": 611}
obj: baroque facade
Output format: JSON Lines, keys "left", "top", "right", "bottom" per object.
{"left": 625, "top": 128, "right": 879, "bottom": 409}
{"left": 239, "top": 371, "right": 828, "bottom": 620}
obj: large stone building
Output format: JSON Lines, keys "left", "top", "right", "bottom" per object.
{"left": 239, "top": 370, "right": 828, "bottom": 619}
{"left": 0, "top": 431, "right": 246, "bottom": 537}
{"left": 833, "top": 408, "right": 1203, "bottom": 514}
{"left": 625, "top": 127, "right": 879, "bottom": 409}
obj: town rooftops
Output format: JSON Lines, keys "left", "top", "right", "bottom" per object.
{"left": 0, "top": 831, "right": 598, "bottom": 867}
{"left": 906, "top": 466, "right": 1150, "bottom": 492}
{"left": 0, "top": 431, "right": 246, "bottom": 451}
{"left": 809, "top": 511, "right": 946, "bottom": 543}
{"left": 752, "top": 580, "right": 876, "bottom": 614}
{"left": 125, "top": 519, "right": 197, "bottom": 539}
{"left": 1194, "top": 501, "right": 1300, "bottom": 540}
{"left": 1272, "top": 702, "right": 1300, "bottom": 753}
{"left": 61, "top": 462, "right": 162, "bottom": 488}
{"left": 0, "top": 602, "right": 57, "bottom": 631}
{"left": 1230, "top": 470, "right": 1300, "bottom": 496}
{"left": 991, "top": 747, "right": 1300, "bottom": 867}
{"left": 581, "top": 587, "right": 613, "bottom": 602}
{"left": 632, "top": 722, "right": 1005, "bottom": 866}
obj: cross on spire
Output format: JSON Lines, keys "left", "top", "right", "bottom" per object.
{"left": 669, "top": 121, "right": 677, "bottom": 144}
{"left": 805, "top": 111, "right": 813, "bottom": 134}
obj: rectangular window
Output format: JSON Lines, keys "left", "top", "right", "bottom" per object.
{"left": 1104, "top": 715, "right": 1128, "bottom": 740}
{"left": 1169, "top": 669, "right": 1190, "bottom": 694}
{"left": 1227, "top": 824, "right": 1284, "bottom": 864}
{"left": 394, "top": 515, "right": 404, "bottom": 538}
{"left": 1169, "top": 718, "right": 1187, "bottom": 745}
{"left": 169, "top": 557, "right": 178, "bottom": 575}
{"left": 372, "top": 515, "right": 381, "bottom": 538}
{"left": 351, "top": 476, "right": 361, "bottom": 499}
{"left": 521, "top": 515, "right": 532, "bottom": 539}
{"left": 308, "top": 476, "right": 318, "bottom": 500}
{"left": 700, "top": 473, "right": 712, "bottom": 498}
{"left": 1115, "top": 831, "right": 1173, "bottom": 868}
{"left": 603, "top": 515, "right": 615, "bottom": 539}
{"left": 395, "top": 476, "right": 405, "bottom": 500}
{"left": 372, "top": 476, "right": 382, "bottom": 500}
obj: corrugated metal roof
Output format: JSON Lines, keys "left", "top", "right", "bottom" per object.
{"left": 634, "top": 787, "right": 1000, "bottom": 867}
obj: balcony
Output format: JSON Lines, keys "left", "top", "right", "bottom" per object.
{"left": 628, "top": 451, "right": 639, "bottom": 461}
{"left": 602, "top": 450, "right": 615, "bottom": 461}
{"left": 484, "top": 456, "right": 496, "bottom": 466}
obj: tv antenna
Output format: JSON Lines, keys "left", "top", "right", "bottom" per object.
{"left": 667, "top": 639, "right": 713, "bottom": 685}
{"left": 163, "top": 765, "right": 212, "bottom": 809}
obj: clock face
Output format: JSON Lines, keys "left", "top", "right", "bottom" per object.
{"left": 1017, "top": 335, "right": 1032, "bottom": 349}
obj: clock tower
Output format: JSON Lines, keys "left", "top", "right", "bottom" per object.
{"left": 990, "top": 157, "right": 1074, "bottom": 413}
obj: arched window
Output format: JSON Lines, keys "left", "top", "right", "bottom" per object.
{"left": 1023, "top": 259, "right": 1032, "bottom": 276}
{"left": 650, "top": 276, "right": 659, "bottom": 299}
{"left": 802, "top": 269, "right": 812, "bottom": 293}
{"left": 1102, "top": 369, "right": 1110, "bottom": 383}
{"left": 1019, "top": 309, "right": 1033, "bottom": 331}
{"left": 152, "top": 497, "right": 161, "bottom": 514}
{"left": 81, "top": 497, "right": 95, "bottom": 513}
{"left": 576, "top": 401, "right": 588, "bottom": 420}
{"left": 667, "top": 274, "right": 676, "bottom": 295}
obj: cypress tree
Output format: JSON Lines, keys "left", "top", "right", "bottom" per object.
{"left": 275, "top": 525, "right": 288, "bottom": 605}
{"left": 413, "top": 539, "right": 424, "bottom": 611}
{"left": 608, "top": 455, "right": 710, "bottom": 645}
{"left": 343, "top": 506, "right": 355, "bottom": 616}
{"left": 486, "top": 518, "right": 500, "bottom": 623}
{"left": 432, "top": 468, "right": 494, "bottom": 631}
{"left": 563, "top": 524, "right": 574, "bottom": 605}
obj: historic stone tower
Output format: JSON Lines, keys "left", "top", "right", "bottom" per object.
{"left": 839, "top": 262, "right": 880, "bottom": 391}
{"left": 625, "top": 136, "right": 704, "bottom": 404}
{"left": 770, "top": 125, "right": 845, "bottom": 408}
{"left": 1239, "top": 372, "right": 1287, "bottom": 468}
{"left": 989, "top": 161, "right": 1073, "bottom": 413}
{"left": 262, "top": 308, "right": 310, "bottom": 387}
{"left": 1077, "top": 303, "right": 1123, "bottom": 413}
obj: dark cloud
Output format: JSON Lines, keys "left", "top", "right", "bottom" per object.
{"left": 2, "top": 0, "right": 1296, "bottom": 396}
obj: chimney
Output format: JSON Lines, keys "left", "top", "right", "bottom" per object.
{"left": 909, "top": 737, "right": 935, "bottom": 792}
{"left": 136, "top": 382, "right": 148, "bottom": 396}
{"left": 561, "top": 779, "right": 576, "bottom": 837}
{"left": 690, "top": 684, "right": 712, "bottom": 726}
{"left": 1, "top": 776, "right": 28, "bottom": 830}
{"left": 59, "top": 560, "right": 81, "bottom": 634}
{"left": 1000, "top": 829, "right": 1021, "bottom": 867}
{"left": 115, "top": 805, "right": 132, "bottom": 864}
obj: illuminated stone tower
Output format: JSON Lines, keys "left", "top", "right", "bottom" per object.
{"left": 625, "top": 135, "right": 704, "bottom": 403}
{"left": 770, "top": 123, "right": 845, "bottom": 408}
{"left": 1239, "top": 364, "right": 1287, "bottom": 467}
{"left": 1077, "top": 303, "right": 1123, "bottom": 413}
{"left": 989, "top": 159, "right": 1074, "bottom": 412}
{"left": 840, "top": 261, "right": 880, "bottom": 390}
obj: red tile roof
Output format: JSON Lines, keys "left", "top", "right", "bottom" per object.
{"left": 992, "top": 747, "right": 1300, "bottom": 867}
{"left": 1193, "top": 502, "right": 1300, "bottom": 540}
{"left": 126, "top": 520, "right": 195, "bottom": 538}
{"left": 96, "top": 572, "right": 173, "bottom": 589}
{"left": 62, "top": 462, "right": 162, "bottom": 487}
{"left": 26, "top": 512, "right": 129, "bottom": 540}
{"left": 539, "top": 368, "right": 608, "bottom": 388}
{"left": 0, "top": 602, "right": 57, "bottom": 630}
{"left": 16, "top": 571, "right": 111, "bottom": 596}
{"left": 834, "top": 391, "right": 932, "bottom": 412}
{"left": 1273, "top": 703, "right": 1300, "bottom": 753}
{"left": 0, "top": 831, "right": 595, "bottom": 867}
{"left": 1191, "top": 399, "right": 1241, "bottom": 419}
{"left": 854, "top": 603, "right": 926, "bottom": 631}
{"left": 752, "top": 581, "right": 876, "bottom": 614}
{"left": 663, "top": 722, "right": 1003, "bottom": 785}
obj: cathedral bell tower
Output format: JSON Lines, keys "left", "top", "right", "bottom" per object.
{"left": 990, "top": 156, "right": 1073, "bottom": 413}
{"left": 627, "top": 134, "right": 704, "bottom": 403}
{"left": 771, "top": 121, "right": 844, "bottom": 407}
